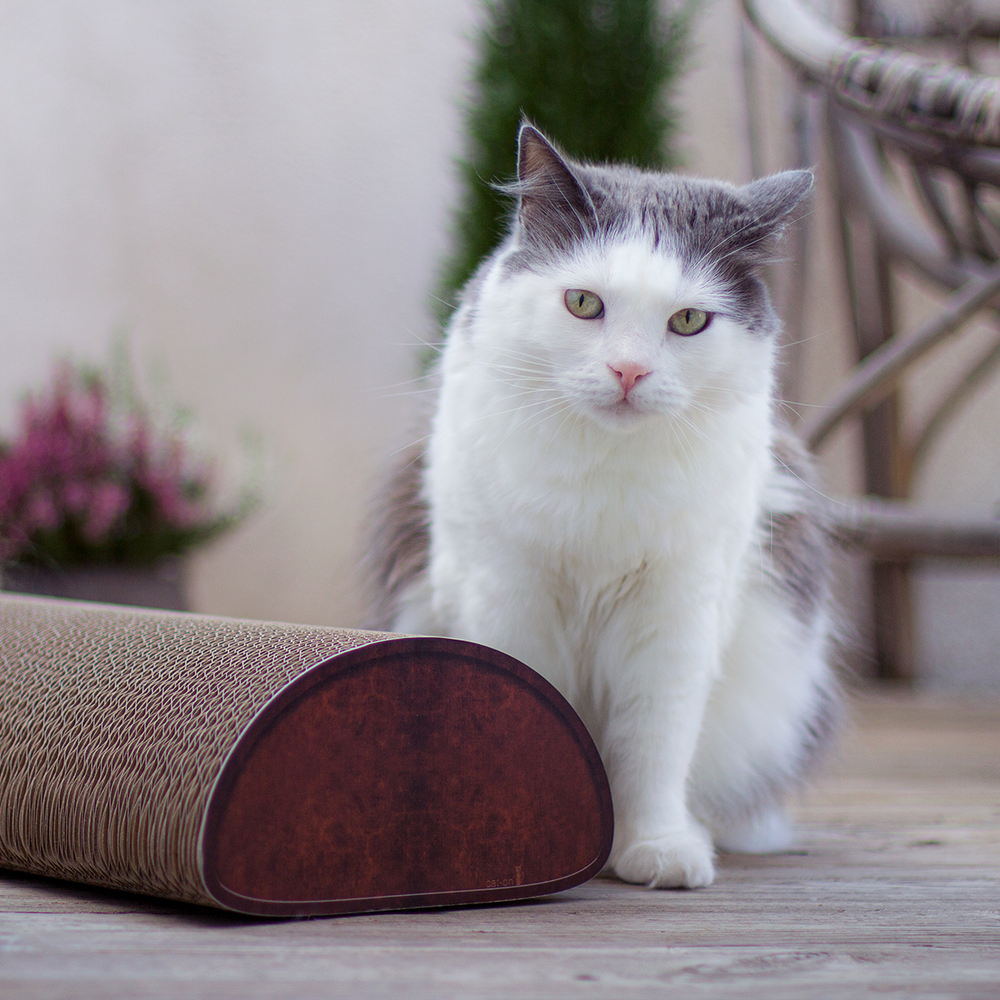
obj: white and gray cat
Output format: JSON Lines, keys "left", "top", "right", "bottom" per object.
{"left": 364, "top": 124, "right": 839, "bottom": 889}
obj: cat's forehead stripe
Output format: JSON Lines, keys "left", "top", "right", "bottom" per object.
{"left": 581, "top": 166, "right": 753, "bottom": 256}
{"left": 502, "top": 169, "right": 750, "bottom": 271}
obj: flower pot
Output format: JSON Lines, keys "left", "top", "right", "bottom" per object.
{"left": 1, "top": 559, "right": 188, "bottom": 612}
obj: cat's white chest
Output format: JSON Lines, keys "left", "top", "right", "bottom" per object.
{"left": 428, "top": 356, "right": 769, "bottom": 578}
{"left": 421, "top": 395, "right": 767, "bottom": 698}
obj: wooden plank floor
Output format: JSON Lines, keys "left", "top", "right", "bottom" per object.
{"left": 1, "top": 690, "right": 998, "bottom": 999}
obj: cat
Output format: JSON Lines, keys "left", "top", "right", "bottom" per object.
{"left": 363, "top": 123, "right": 839, "bottom": 889}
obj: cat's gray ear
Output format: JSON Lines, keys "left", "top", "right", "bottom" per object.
{"left": 515, "top": 123, "right": 597, "bottom": 246}
{"left": 740, "top": 170, "right": 813, "bottom": 230}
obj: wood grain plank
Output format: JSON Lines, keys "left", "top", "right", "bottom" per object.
{"left": 1, "top": 692, "right": 998, "bottom": 999}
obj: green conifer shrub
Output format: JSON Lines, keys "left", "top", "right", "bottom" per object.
{"left": 437, "top": 0, "right": 695, "bottom": 326}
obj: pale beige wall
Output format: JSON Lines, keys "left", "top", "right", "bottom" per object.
{"left": 2, "top": 1, "right": 997, "bottom": 686}
{"left": 0, "top": 0, "right": 476, "bottom": 627}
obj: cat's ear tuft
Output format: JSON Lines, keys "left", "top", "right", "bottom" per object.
{"left": 517, "top": 124, "right": 564, "bottom": 185}
{"left": 515, "top": 122, "right": 597, "bottom": 246}
{"left": 741, "top": 170, "right": 813, "bottom": 230}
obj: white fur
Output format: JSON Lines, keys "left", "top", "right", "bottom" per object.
{"left": 394, "top": 235, "right": 832, "bottom": 889}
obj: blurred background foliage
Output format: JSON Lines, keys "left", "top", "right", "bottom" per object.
{"left": 437, "top": 0, "right": 696, "bottom": 325}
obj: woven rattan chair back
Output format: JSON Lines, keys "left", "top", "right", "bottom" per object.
{"left": 744, "top": 0, "right": 1000, "bottom": 680}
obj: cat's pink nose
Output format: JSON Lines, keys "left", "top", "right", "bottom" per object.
{"left": 609, "top": 361, "right": 651, "bottom": 396}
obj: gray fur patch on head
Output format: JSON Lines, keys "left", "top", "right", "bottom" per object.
{"left": 501, "top": 124, "right": 812, "bottom": 337}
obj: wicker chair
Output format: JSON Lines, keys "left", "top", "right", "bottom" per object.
{"left": 743, "top": 0, "right": 1000, "bottom": 681}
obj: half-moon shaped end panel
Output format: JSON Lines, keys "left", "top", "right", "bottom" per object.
{"left": 200, "top": 636, "right": 613, "bottom": 916}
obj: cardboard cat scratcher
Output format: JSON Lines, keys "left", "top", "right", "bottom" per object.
{"left": 0, "top": 594, "right": 612, "bottom": 916}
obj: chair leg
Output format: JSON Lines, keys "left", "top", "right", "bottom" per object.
{"left": 845, "top": 203, "right": 915, "bottom": 683}
{"left": 871, "top": 561, "right": 914, "bottom": 684}
{"left": 862, "top": 400, "right": 915, "bottom": 684}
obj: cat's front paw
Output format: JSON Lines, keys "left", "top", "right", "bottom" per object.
{"left": 613, "top": 826, "right": 715, "bottom": 889}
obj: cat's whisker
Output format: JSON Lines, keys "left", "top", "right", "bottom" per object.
{"left": 370, "top": 373, "right": 441, "bottom": 397}
{"left": 473, "top": 368, "right": 565, "bottom": 391}
{"left": 425, "top": 289, "right": 456, "bottom": 310}
{"left": 476, "top": 397, "right": 573, "bottom": 468}
{"left": 458, "top": 391, "right": 550, "bottom": 421}
{"left": 772, "top": 457, "right": 851, "bottom": 507}
{"left": 484, "top": 395, "right": 569, "bottom": 426}
{"left": 373, "top": 389, "right": 440, "bottom": 401}
{"left": 777, "top": 328, "right": 828, "bottom": 351}
{"left": 774, "top": 395, "right": 827, "bottom": 407}
{"left": 483, "top": 365, "right": 561, "bottom": 382}
{"left": 548, "top": 400, "right": 580, "bottom": 440}
{"left": 484, "top": 353, "right": 553, "bottom": 369}
{"left": 472, "top": 377, "right": 563, "bottom": 399}
{"left": 684, "top": 398, "right": 728, "bottom": 420}
{"left": 384, "top": 431, "right": 434, "bottom": 460}
{"left": 393, "top": 323, "right": 447, "bottom": 352}
{"left": 662, "top": 412, "right": 703, "bottom": 473}
{"left": 484, "top": 351, "right": 554, "bottom": 371}
{"left": 484, "top": 341, "right": 547, "bottom": 358}
{"left": 692, "top": 207, "right": 812, "bottom": 291}
{"left": 371, "top": 372, "right": 435, "bottom": 390}
{"left": 454, "top": 385, "right": 568, "bottom": 428}
{"left": 703, "top": 204, "right": 814, "bottom": 275}
{"left": 704, "top": 229, "right": 772, "bottom": 273}
{"left": 483, "top": 345, "right": 547, "bottom": 368}
{"left": 688, "top": 213, "right": 771, "bottom": 277}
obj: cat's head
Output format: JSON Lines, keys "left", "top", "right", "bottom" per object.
{"left": 469, "top": 124, "right": 811, "bottom": 434}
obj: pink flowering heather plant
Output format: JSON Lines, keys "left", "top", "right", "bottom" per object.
{"left": 0, "top": 362, "right": 245, "bottom": 568}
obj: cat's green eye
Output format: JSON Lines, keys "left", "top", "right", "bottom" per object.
{"left": 565, "top": 289, "right": 604, "bottom": 320}
{"left": 668, "top": 308, "right": 712, "bottom": 336}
